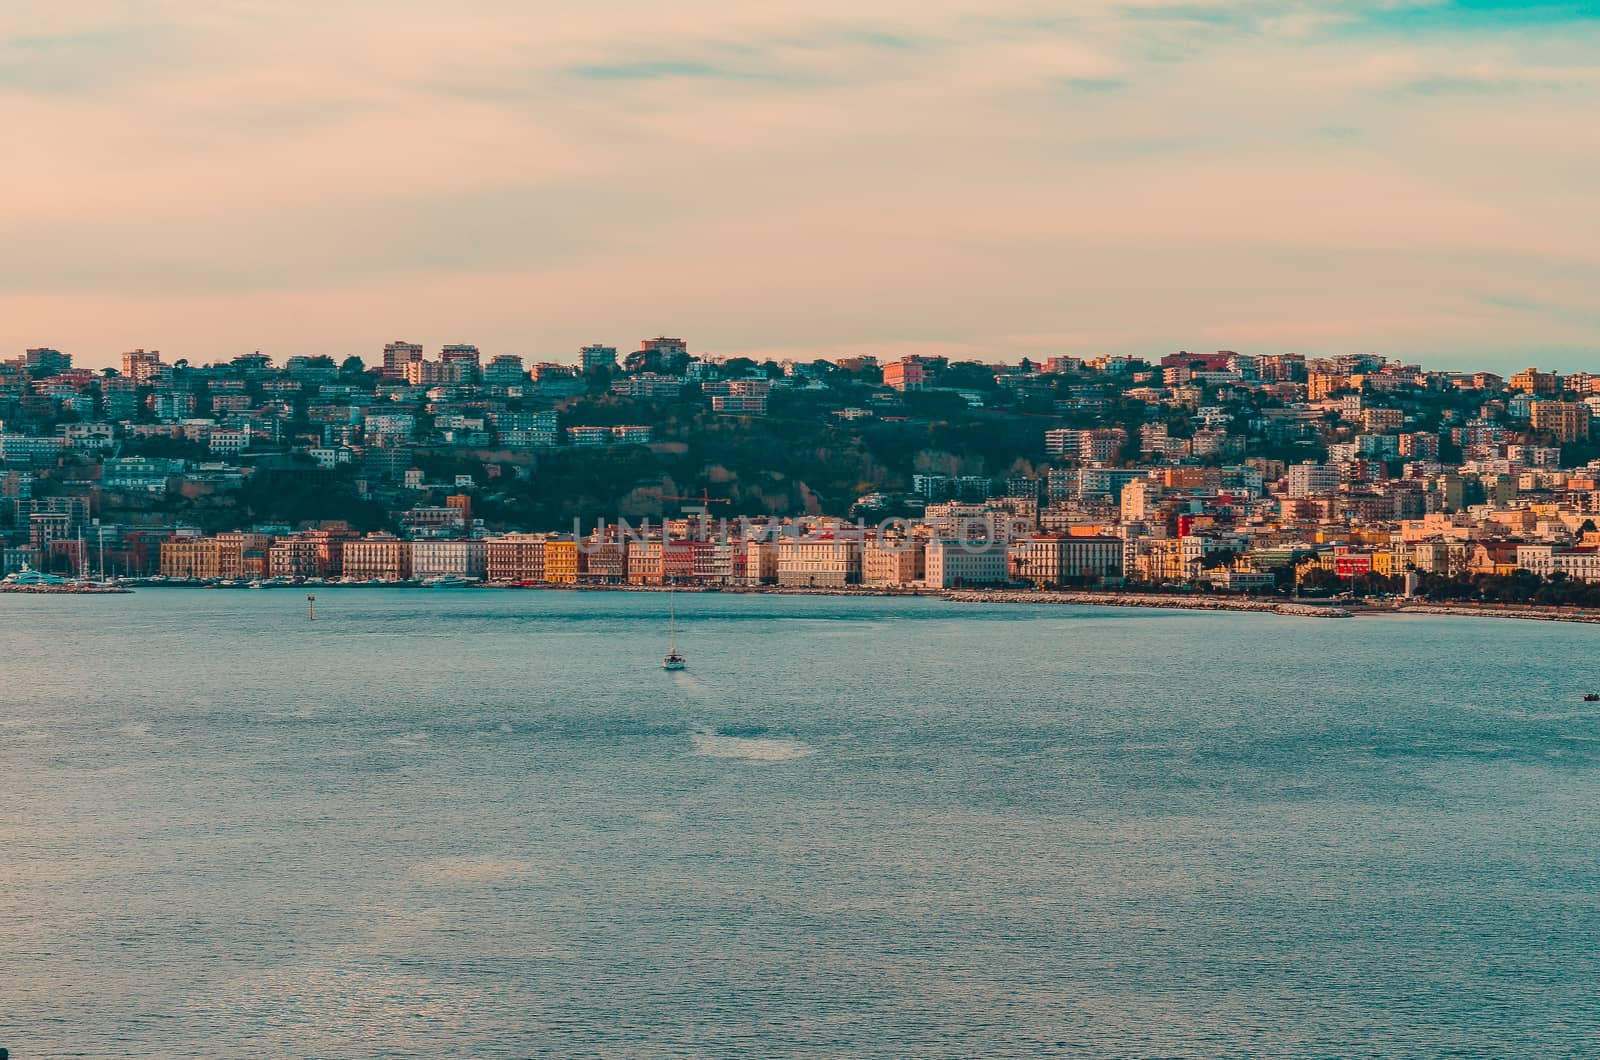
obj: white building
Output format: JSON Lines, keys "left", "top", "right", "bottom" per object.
{"left": 411, "top": 539, "right": 487, "bottom": 580}
{"left": 775, "top": 536, "right": 861, "bottom": 588}
{"left": 924, "top": 538, "right": 1009, "bottom": 588}
{"left": 62, "top": 422, "right": 115, "bottom": 450}
{"left": 208, "top": 428, "right": 249, "bottom": 456}
{"left": 307, "top": 445, "right": 356, "bottom": 469}
{"left": 1286, "top": 461, "right": 1341, "bottom": 498}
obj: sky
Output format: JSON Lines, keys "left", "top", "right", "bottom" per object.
{"left": 2, "top": 0, "right": 1597, "bottom": 372}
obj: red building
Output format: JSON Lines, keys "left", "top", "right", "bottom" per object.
{"left": 1333, "top": 547, "right": 1373, "bottom": 579}
{"left": 883, "top": 358, "right": 927, "bottom": 391}
{"left": 662, "top": 541, "right": 697, "bottom": 584}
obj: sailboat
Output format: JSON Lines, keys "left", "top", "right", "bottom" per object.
{"left": 662, "top": 586, "right": 686, "bottom": 670}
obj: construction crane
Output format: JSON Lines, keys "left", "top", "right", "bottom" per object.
{"left": 662, "top": 489, "right": 731, "bottom": 509}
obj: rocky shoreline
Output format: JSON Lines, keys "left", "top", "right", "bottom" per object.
{"left": 942, "top": 589, "right": 1350, "bottom": 617}
{"left": 0, "top": 584, "right": 133, "bottom": 595}
{"left": 1380, "top": 603, "right": 1600, "bottom": 625}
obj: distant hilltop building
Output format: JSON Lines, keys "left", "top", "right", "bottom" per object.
{"left": 580, "top": 344, "right": 618, "bottom": 374}
{"left": 625, "top": 337, "right": 689, "bottom": 374}
{"left": 381, "top": 340, "right": 425, "bottom": 380}
{"left": 25, "top": 348, "right": 70, "bottom": 374}
{"left": 883, "top": 356, "right": 926, "bottom": 391}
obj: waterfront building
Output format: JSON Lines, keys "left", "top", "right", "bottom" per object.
{"left": 862, "top": 539, "right": 925, "bottom": 586}
{"left": 215, "top": 532, "right": 271, "bottom": 579}
{"left": 267, "top": 537, "right": 324, "bottom": 579}
{"left": 1206, "top": 568, "right": 1277, "bottom": 591}
{"left": 662, "top": 541, "right": 698, "bottom": 584}
{"left": 776, "top": 536, "right": 861, "bottom": 588}
{"left": 543, "top": 538, "right": 579, "bottom": 583}
{"left": 924, "top": 537, "right": 1009, "bottom": 588}
{"left": 626, "top": 539, "right": 664, "bottom": 585}
{"left": 1135, "top": 535, "right": 1216, "bottom": 584}
{"left": 1552, "top": 547, "right": 1600, "bottom": 583}
{"left": 412, "top": 539, "right": 487, "bottom": 581}
{"left": 743, "top": 539, "right": 779, "bottom": 585}
{"left": 161, "top": 538, "right": 230, "bottom": 580}
{"left": 1009, "top": 534, "right": 1124, "bottom": 587}
{"left": 485, "top": 534, "right": 546, "bottom": 584}
{"left": 340, "top": 535, "right": 412, "bottom": 582}
{"left": 580, "top": 538, "right": 628, "bottom": 584}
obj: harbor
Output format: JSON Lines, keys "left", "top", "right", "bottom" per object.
{"left": 0, "top": 567, "right": 132, "bottom": 594}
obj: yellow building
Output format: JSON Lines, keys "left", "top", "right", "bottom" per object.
{"left": 1510, "top": 367, "right": 1558, "bottom": 395}
{"left": 1531, "top": 400, "right": 1590, "bottom": 443}
{"left": 161, "top": 539, "right": 225, "bottom": 579}
{"left": 1135, "top": 536, "right": 1210, "bottom": 584}
{"left": 543, "top": 538, "right": 579, "bottom": 583}
{"left": 862, "top": 539, "right": 925, "bottom": 586}
{"left": 1308, "top": 371, "right": 1351, "bottom": 401}
{"left": 1371, "top": 550, "right": 1408, "bottom": 577}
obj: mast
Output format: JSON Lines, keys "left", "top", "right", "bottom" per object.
{"left": 669, "top": 587, "right": 677, "bottom": 653}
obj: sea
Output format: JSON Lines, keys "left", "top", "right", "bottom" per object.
{"left": 2, "top": 589, "right": 1598, "bottom": 1058}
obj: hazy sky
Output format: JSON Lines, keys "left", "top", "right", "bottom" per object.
{"left": 3, "top": 1, "right": 1597, "bottom": 371}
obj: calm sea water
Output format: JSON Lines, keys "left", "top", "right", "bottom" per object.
{"left": 2, "top": 589, "right": 1598, "bottom": 1058}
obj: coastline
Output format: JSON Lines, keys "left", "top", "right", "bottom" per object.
{"left": 1376, "top": 603, "right": 1600, "bottom": 625}
{"left": 71, "top": 579, "right": 1600, "bottom": 625}
{"left": 942, "top": 588, "right": 1349, "bottom": 618}
{"left": 0, "top": 584, "right": 133, "bottom": 595}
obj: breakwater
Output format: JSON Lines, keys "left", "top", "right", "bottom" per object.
{"left": 0, "top": 583, "right": 133, "bottom": 595}
{"left": 943, "top": 589, "right": 1350, "bottom": 618}
{"left": 1388, "top": 603, "right": 1600, "bottom": 625}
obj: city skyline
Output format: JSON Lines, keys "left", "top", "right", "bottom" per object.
{"left": 11, "top": 337, "right": 1600, "bottom": 378}
{"left": 4, "top": 1, "right": 1598, "bottom": 370}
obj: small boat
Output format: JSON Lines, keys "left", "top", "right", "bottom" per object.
{"left": 1585, "top": 693, "right": 1599, "bottom": 702}
{"left": 662, "top": 588, "right": 686, "bottom": 670}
